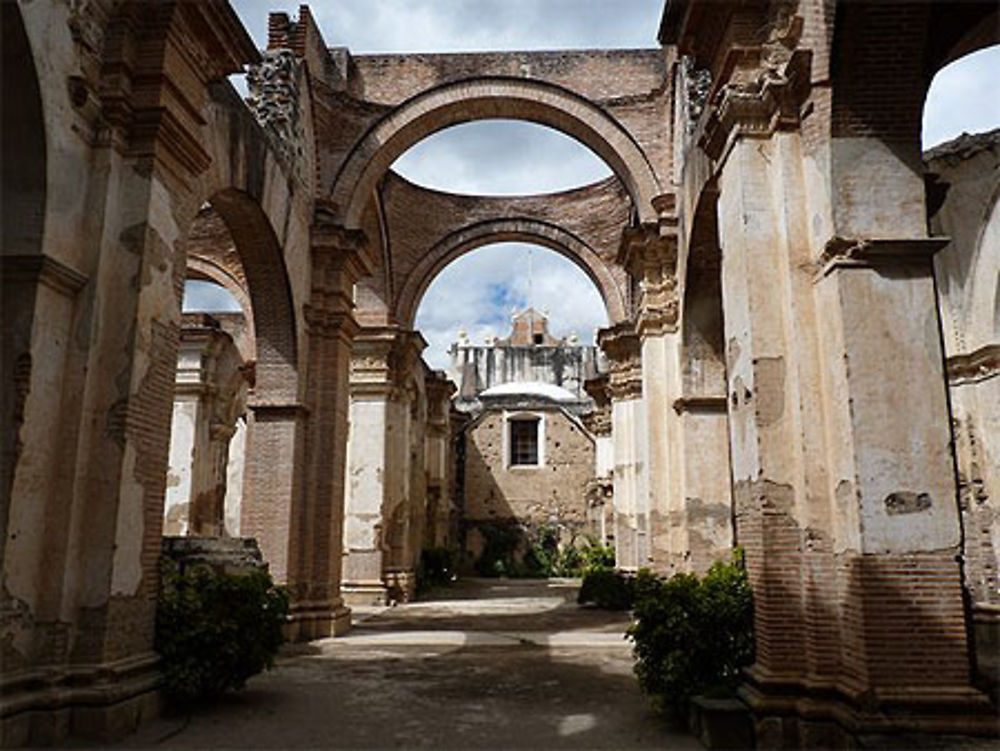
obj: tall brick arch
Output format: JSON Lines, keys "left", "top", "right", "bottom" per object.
{"left": 395, "top": 217, "right": 628, "bottom": 328}
{"left": 329, "top": 77, "right": 664, "bottom": 229}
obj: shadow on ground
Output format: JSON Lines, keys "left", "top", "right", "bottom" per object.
{"left": 69, "top": 578, "right": 701, "bottom": 750}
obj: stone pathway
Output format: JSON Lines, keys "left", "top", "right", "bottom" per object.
{"left": 89, "top": 578, "right": 701, "bottom": 749}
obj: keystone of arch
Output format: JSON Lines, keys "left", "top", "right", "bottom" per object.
{"left": 395, "top": 217, "right": 628, "bottom": 328}
{"left": 330, "top": 77, "right": 663, "bottom": 228}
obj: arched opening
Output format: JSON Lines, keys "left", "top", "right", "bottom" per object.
{"left": 330, "top": 77, "right": 662, "bottom": 228}
{"left": 1, "top": 0, "right": 47, "bottom": 552}
{"left": 392, "top": 120, "right": 612, "bottom": 196}
{"left": 414, "top": 242, "right": 608, "bottom": 372}
{"left": 163, "top": 192, "right": 297, "bottom": 557}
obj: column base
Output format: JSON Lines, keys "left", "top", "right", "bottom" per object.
{"left": 286, "top": 599, "right": 353, "bottom": 641}
{"left": 739, "top": 668, "right": 999, "bottom": 749}
{"left": 342, "top": 581, "right": 390, "bottom": 607}
{"left": 0, "top": 652, "right": 161, "bottom": 747}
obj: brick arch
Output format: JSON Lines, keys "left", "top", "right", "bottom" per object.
{"left": 396, "top": 218, "right": 626, "bottom": 329}
{"left": 830, "top": 3, "right": 999, "bottom": 148}
{"left": 330, "top": 77, "right": 663, "bottom": 229}
{"left": 206, "top": 188, "right": 297, "bottom": 399}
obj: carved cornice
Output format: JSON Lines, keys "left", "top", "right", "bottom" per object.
{"left": 948, "top": 345, "right": 1000, "bottom": 386}
{"left": 672, "top": 395, "right": 728, "bottom": 414}
{"left": 303, "top": 306, "right": 359, "bottom": 342}
{"left": 816, "top": 237, "right": 949, "bottom": 279}
{"left": 1, "top": 254, "right": 88, "bottom": 297}
{"left": 697, "top": 14, "right": 812, "bottom": 163}
{"left": 619, "top": 214, "right": 680, "bottom": 338}
{"left": 349, "top": 327, "right": 427, "bottom": 396}
{"left": 582, "top": 405, "right": 612, "bottom": 436}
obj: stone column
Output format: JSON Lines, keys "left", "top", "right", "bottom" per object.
{"left": 389, "top": 333, "right": 428, "bottom": 602}
{"left": 701, "top": 62, "right": 992, "bottom": 739}
{"left": 425, "top": 371, "right": 457, "bottom": 548}
{"left": 164, "top": 315, "right": 248, "bottom": 537}
{"left": 583, "top": 374, "right": 614, "bottom": 545}
{"left": 342, "top": 327, "right": 402, "bottom": 606}
{"left": 598, "top": 323, "right": 645, "bottom": 570}
{"left": 619, "top": 207, "right": 691, "bottom": 574}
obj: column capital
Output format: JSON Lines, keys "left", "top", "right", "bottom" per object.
{"left": 619, "top": 222, "right": 680, "bottom": 338}
{"left": 699, "top": 48, "right": 811, "bottom": 163}
{"left": 598, "top": 322, "right": 643, "bottom": 401}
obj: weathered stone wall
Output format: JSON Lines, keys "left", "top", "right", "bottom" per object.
{"left": 927, "top": 131, "right": 1000, "bottom": 699}
{"left": 463, "top": 406, "right": 594, "bottom": 560}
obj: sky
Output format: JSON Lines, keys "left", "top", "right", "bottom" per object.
{"left": 185, "top": 1, "right": 1000, "bottom": 370}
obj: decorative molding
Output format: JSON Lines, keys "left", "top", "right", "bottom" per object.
{"left": 817, "top": 237, "right": 950, "bottom": 278}
{"left": 699, "top": 47, "right": 811, "bottom": 163}
{"left": 948, "top": 344, "right": 1000, "bottom": 386}
{"left": 672, "top": 395, "right": 728, "bottom": 414}
{"left": 598, "top": 322, "right": 642, "bottom": 401}
{"left": 0, "top": 254, "right": 89, "bottom": 297}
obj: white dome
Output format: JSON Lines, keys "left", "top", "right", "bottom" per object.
{"left": 479, "top": 381, "right": 578, "bottom": 402}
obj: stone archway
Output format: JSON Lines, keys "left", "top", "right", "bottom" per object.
{"left": 330, "top": 77, "right": 663, "bottom": 229}
{"left": 395, "top": 218, "right": 626, "bottom": 328}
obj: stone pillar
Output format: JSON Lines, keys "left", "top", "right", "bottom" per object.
{"left": 425, "top": 371, "right": 457, "bottom": 548}
{"left": 583, "top": 374, "right": 613, "bottom": 545}
{"left": 619, "top": 207, "right": 695, "bottom": 574}
{"left": 703, "top": 77, "right": 992, "bottom": 740}
{"left": 164, "top": 315, "right": 249, "bottom": 537}
{"left": 598, "top": 323, "right": 645, "bottom": 570}
{"left": 342, "top": 328, "right": 401, "bottom": 606}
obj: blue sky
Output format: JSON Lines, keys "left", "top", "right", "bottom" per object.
{"left": 186, "top": 1, "right": 1000, "bottom": 370}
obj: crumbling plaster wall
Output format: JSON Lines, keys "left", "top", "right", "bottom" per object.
{"left": 463, "top": 406, "right": 595, "bottom": 559}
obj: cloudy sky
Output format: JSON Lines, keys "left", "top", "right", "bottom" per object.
{"left": 187, "top": 1, "right": 1000, "bottom": 370}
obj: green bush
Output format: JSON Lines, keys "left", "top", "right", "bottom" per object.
{"left": 417, "top": 547, "right": 455, "bottom": 591}
{"left": 577, "top": 568, "right": 636, "bottom": 609}
{"left": 627, "top": 552, "right": 754, "bottom": 717}
{"left": 155, "top": 559, "right": 289, "bottom": 706}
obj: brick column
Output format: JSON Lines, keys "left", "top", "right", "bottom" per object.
{"left": 598, "top": 323, "right": 645, "bottom": 570}
{"left": 287, "top": 221, "right": 368, "bottom": 639}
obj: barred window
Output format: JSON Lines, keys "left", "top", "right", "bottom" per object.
{"left": 509, "top": 418, "right": 540, "bottom": 466}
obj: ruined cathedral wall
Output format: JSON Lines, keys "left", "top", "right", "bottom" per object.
{"left": 462, "top": 408, "right": 595, "bottom": 560}
{"left": 927, "top": 132, "right": 1000, "bottom": 613}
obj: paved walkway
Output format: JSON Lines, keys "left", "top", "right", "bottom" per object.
{"left": 93, "top": 578, "right": 700, "bottom": 749}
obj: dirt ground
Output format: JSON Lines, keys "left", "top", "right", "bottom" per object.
{"left": 77, "top": 578, "right": 701, "bottom": 750}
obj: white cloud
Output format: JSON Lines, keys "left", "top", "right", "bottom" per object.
{"left": 183, "top": 280, "right": 242, "bottom": 313}
{"left": 392, "top": 120, "right": 611, "bottom": 195}
{"left": 923, "top": 45, "right": 1000, "bottom": 149}
{"left": 232, "top": 1, "right": 664, "bottom": 54}
{"left": 415, "top": 243, "right": 607, "bottom": 371}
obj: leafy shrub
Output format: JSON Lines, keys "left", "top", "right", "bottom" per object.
{"left": 577, "top": 568, "right": 636, "bottom": 609}
{"left": 474, "top": 522, "right": 522, "bottom": 576}
{"left": 582, "top": 543, "right": 616, "bottom": 572}
{"left": 155, "top": 558, "right": 289, "bottom": 706}
{"left": 627, "top": 552, "right": 754, "bottom": 716}
{"left": 417, "top": 547, "right": 455, "bottom": 591}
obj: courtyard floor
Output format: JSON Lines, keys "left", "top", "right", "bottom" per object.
{"left": 87, "top": 577, "right": 700, "bottom": 749}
